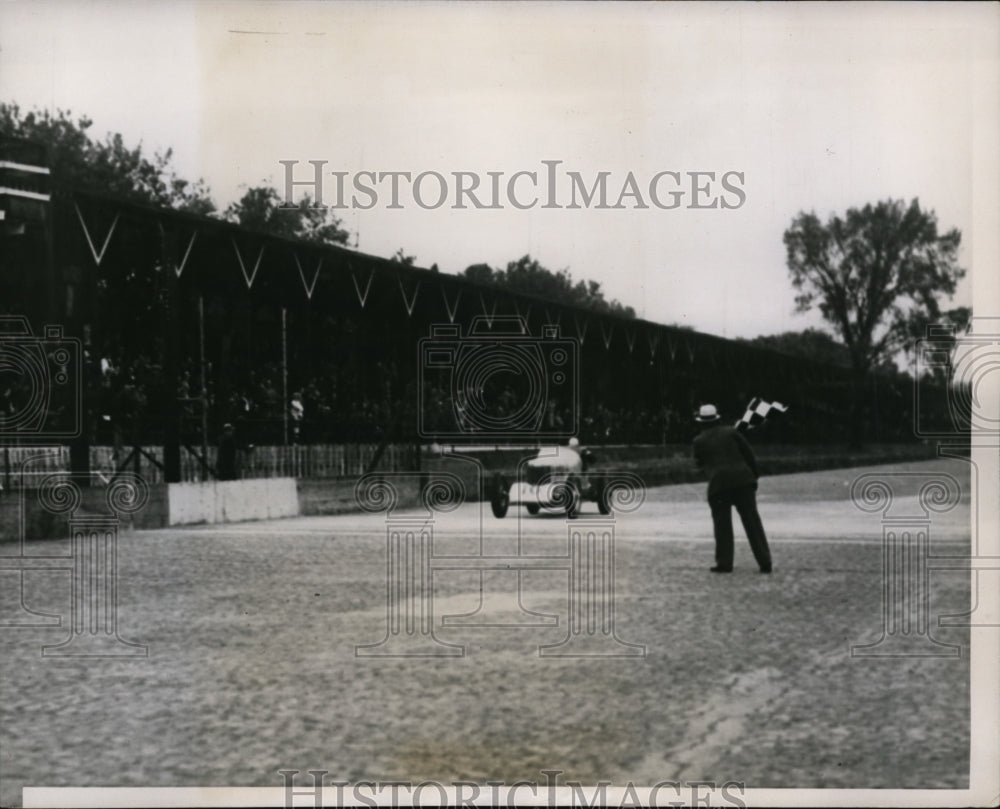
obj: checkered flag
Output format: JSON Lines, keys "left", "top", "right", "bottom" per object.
{"left": 736, "top": 397, "right": 788, "bottom": 432}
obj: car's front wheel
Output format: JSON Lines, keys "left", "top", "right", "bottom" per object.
{"left": 595, "top": 478, "right": 612, "bottom": 515}
{"left": 565, "top": 480, "right": 581, "bottom": 518}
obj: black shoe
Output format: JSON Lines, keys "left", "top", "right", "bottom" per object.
{"left": 710, "top": 566, "right": 733, "bottom": 573}
{"left": 759, "top": 565, "right": 772, "bottom": 574}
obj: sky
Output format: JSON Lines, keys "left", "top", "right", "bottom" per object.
{"left": 1, "top": 1, "right": 996, "bottom": 341}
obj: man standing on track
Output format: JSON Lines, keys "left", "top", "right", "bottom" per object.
{"left": 692, "top": 404, "right": 773, "bottom": 574}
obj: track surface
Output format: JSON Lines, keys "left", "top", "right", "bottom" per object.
{"left": 0, "top": 459, "right": 974, "bottom": 803}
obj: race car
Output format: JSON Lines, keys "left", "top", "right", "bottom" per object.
{"left": 488, "top": 440, "right": 613, "bottom": 518}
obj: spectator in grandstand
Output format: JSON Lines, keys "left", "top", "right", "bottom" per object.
{"left": 289, "top": 392, "right": 304, "bottom": 443}
{"left": 692, "top": 403, "right": 772, "bottom": 574}
{"left": 259, "top": 373, "right": 280, "bottom": 417}
{"left": 217, "top": 423, "right": 239, "bottom": 480}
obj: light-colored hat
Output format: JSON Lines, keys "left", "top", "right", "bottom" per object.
{"left": 568, "top": 437, "right": 580, "bottom": 448}
{"left": 695, "top": 404, "right": 720, "bottom": 423}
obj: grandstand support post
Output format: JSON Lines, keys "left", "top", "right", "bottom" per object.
{"left": 282, "top": 307, "right": 288, "bottom": 449}
{"left": 199, "top": 295, "right": 209, "bottom": 481}
{"left": 56, "top": 199, "right": 92, "bottom": 486}
{"left": 160, "top": 225, "right": 181, "bottom": 483}
{"left": 67, "top": 360, "right": 91, "bottom": 488}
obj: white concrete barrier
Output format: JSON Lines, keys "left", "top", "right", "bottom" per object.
{"left": 167, "top": 478, "right": 299, "bottom": 526}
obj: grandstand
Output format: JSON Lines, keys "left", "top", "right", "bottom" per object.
{"left": 0, "top": 137, "right": 950, "bottom": 490}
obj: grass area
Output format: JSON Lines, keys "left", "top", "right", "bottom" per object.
{"left": 591, "top": 441, "right": 942, "bottom": 486}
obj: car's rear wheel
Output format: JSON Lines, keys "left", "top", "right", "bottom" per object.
{"left": 596, "top": 479, "right": 612, "bottom": 515}
{"left": 490, "top": 477, "right": 509, "bottom": 518}
{"left": 526, "top": 503, "right": 540, "bottom": 515}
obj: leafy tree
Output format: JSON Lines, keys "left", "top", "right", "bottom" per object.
{"left": 784, "top": 198, "right": 964, "bottom": 437}
{"left": 463, "top": 262, "right": 495, "bottom": 286}
{"left": 784, "top": 198, "right": 964, "bottom": 373}
{"left": 462, "top": 255, "right": 636, "bottom": 318}
{"left": 0, "top": 103, "right": 215, "bottom": 214}
{"left": 388, "top": 249, "right": 439, "bottom": 272}
{"left": 741, "top": 328, "right": 852, "bottom": 369}
{"left": 389, "top": 248, "right": 416, "bottom": 265}
{"left": 224, "top": 185, "right": 349, "bottom": 246}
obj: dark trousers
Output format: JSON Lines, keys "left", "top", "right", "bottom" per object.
{"left": 709, "top": 483, "right": 771, "bottom": 570}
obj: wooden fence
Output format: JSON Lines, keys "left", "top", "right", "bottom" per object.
{"left": 0, "top": 443, "right": 419, "bottom": 489}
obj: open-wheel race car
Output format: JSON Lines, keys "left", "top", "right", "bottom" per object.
{"left": 488, "top": 441, "right": 614, "bottom": 518}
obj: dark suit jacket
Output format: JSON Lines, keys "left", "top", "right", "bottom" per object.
{"left": 692, "top": 424, "right": 759, "bottom": 498}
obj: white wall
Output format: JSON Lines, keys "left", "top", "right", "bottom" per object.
{"left": 167, "top": 478, "right": 299, "bottom": 526}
